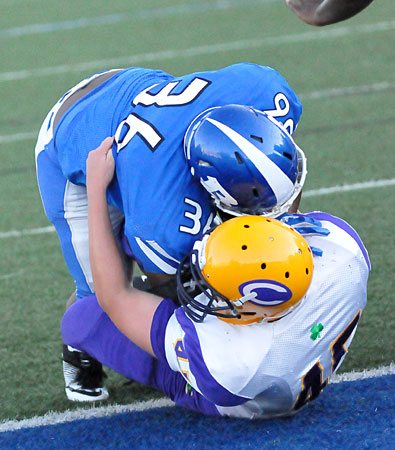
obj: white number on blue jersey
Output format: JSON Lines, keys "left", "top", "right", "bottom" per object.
{"left": 180, "top": 198, "right": 215, "bottom": 236}
{"left": 115, "top": 78, "right": 211, "bottom": 153}
{"left": 133, "top": 78, "right": 210, "bottom": 107}
{"left": 115, "top": 113, "right": 164, "bottom": 153}
{"left": 264, "top": 93, "right": 295, "bottom": 134}
{"left": 180, "top": 198, "right": 202, "bottom": 235}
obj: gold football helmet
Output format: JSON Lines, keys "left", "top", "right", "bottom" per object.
{"left": 177, "top": 215, "right": 313, "bottom": 324}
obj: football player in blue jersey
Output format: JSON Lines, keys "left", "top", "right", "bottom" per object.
{"left": 286, "top": 0, "right": 374, "bottom": 26}
{"left": 35, "top": 63, "right": 306, "bottom": 401}
{"left": 60, "top": 139, "right": 369, "bottom": 418}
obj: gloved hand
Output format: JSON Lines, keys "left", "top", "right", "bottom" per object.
{"left": 278, "top": 213, "right": 330, "bottom": 256}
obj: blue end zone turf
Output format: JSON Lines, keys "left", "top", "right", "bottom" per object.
{"left": 1, "top": 374, "right": 394, "bottom": 449}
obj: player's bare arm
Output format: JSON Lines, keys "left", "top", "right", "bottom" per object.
{"left": 286, "top": 0, "right": 374, "bottom": 26}
{"left": 86, "top": 137, "right": 160, "bottom": 356}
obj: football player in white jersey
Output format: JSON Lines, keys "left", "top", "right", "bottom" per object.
{"left": 286, "top": 0, "right": 374, "bottom": 26}
{"left": 61, "top": 139, "right": 370, "bottom": 418}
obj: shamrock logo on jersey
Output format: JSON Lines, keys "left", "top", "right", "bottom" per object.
{"left": 310, "top": 323, "right": 324, "bottom": 340}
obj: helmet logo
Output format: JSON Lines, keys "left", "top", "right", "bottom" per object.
{"left": 200, "top": 176, "right": 238, "bottom": 206}
{"left": 239, "top": 280, "right": 292, "bottom": 306}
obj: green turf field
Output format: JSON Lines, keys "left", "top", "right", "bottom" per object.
{"left": 0, "top": 0, "right": 394, "bottom": 422}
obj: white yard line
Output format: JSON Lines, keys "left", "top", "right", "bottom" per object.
{"left": 0, "top": 363, "right": 393, "bottom": 432}
{"left": 0, "top": 131, "right": 37, "bottom": 144}
{"left": 1, "top": 19, "right": 394, "bottom": 83}
{"left": 0, "top": 0, "right": 278, "bottom": 39}
{"left": 1, "top": 80, "right": 394, "bottom": 146}
{"left": 0, "top": 270, "right": 24, "bottom": 280}
{"left": 0, "top": 225, "right": 55, "bottom": 239}
{"left": 0, "top": 179, "right": 394, "bottom": 240}
{"left": 302, "top": 178, "right": 395, "bottom": 197}
{"left": 301, "top": 81, "right": 395, "bottom": 100}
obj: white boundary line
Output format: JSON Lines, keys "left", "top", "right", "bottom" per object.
{"left": 0, "top": 398, "right": 174, "bottom": 433}
{"left": 331, "top": 363, "right": 395, "bottom": 383}
{"left": 1, "top": 20, "right": 395, "bottom": 83}
{"left": 1, "top": 179, "right": 395, "bottom": 241}
{"left": 0, "top": 364, "right": 393, "bottom": 433}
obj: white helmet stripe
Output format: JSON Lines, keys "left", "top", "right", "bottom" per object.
{"left": 206, "top": 118, "right": 294, "bottom": 203}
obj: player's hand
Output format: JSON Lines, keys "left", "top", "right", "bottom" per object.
{"left": 280, "top": 214, "right": 330, "bottom": 236}
{"left": 279, "top": 213, "right": 330, "bottom": 256}
{"left": 86, "top": 137, "right": 115, "bottom": 191}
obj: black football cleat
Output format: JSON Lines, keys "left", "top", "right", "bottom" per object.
{"left": 62, "top": 345, "right": 109, "bottom": 402}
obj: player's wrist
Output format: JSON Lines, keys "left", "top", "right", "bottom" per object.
{"left": 87, "top": 184, "right": 108, "bottom": 208}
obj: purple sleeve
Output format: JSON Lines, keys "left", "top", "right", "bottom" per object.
{"left": 150, "top": 299, "right": 248, "bottom": 407}
{"left": 150, "top": 297, "right": 178, "bottom": 362}
{"left": 175, "top": 309, "right": 248, "bottom": 407}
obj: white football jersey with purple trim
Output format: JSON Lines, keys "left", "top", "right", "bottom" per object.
{"left": 164, "top": 212, "right": 370, "bottom": 418}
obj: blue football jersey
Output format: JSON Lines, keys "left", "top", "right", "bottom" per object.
{"left": 54, "top": 63, "right": 303, "bottom": 274}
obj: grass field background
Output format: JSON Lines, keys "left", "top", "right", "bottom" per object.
{"left": 0, "top": 0, "right": 394, "bottom": 423}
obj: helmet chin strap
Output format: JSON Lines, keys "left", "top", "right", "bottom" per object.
{"left": 233, "top": 292, "right": 257, "bottom": 307}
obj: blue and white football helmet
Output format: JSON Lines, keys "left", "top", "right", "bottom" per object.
{"left": 184, "top": 104, "right": 307, "bottom": 217}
